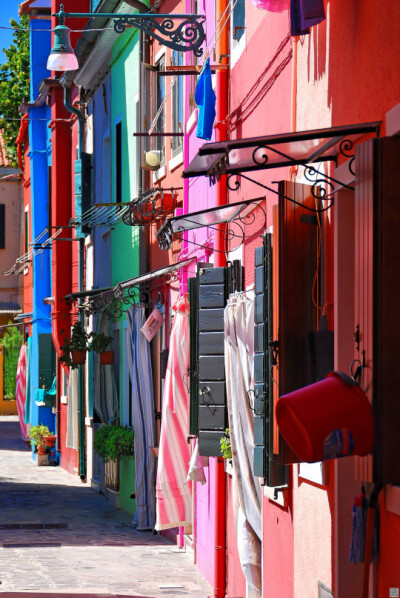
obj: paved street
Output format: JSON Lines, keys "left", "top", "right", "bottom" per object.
{"left": 0, "top": 417, "right": 211, "bottom": 597}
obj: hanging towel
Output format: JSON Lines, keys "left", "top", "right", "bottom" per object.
{"left": 156, "top": 296, "right": 192, "bottom": 530}
{"left": 15, "top": 344, "right": 29, "bottom": 441}
{"left": 127, "top": 306, "right": 157, "bottom": 531}
{"left": 195, "top": 59, "right": 216, "bottom": 141}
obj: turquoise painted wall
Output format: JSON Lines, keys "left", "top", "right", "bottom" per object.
{"left": 110, "top": 30, "right": 141, "bottom": 516}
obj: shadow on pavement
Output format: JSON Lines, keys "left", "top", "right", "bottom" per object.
{"left": 0, "top": 419, "right": 30, "bottom": 452}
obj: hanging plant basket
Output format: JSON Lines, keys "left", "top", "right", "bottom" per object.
{"left": 100, "top": 350, "right": 114, "bottom": 365}
{"left": 71, "top": 349, "right": 87, "bottom": 366}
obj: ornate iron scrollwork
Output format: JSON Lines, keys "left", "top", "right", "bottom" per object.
{"left": 113, "top": 14, "right": 206, "bottom": 56}
{"left": 122, "top": 188, "right": 177, "bottom": 226}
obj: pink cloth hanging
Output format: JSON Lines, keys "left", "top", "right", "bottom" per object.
{"left": 250, "top": 0, "right": 290, "bottom": 12}
{"left": 15, "top": 344, "right": 29, "bottom": 441}
{"left": 155, "top": 296, "right": 192, "bottom": 530}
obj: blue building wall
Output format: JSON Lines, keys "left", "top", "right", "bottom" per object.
{"left": 27, "top": 19, "right": 54, "bottom": 439}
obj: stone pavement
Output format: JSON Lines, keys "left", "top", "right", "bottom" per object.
{"left": 0, "top": 417, "right": 212, "bottom": 597}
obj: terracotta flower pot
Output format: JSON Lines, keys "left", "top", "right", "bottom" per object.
{"left": 71, "top": 350, "right": 87, "bottom": 365}
{"left": 43, "top": 435, "right": 56, "bottom": 448}
{"left": 100, "top": 350, "right": 114, "bottom": 365}
{"left": 37, "top": 445, "right": 46, "bottom": 456}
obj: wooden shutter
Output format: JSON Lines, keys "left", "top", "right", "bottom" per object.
{"left": 355, "top": 136, "right": 400, "bottom": 486}
{"left": 253, "top": 233, "right": 287, "bottom": 486}
{"left": 189, "top": 262, "right": 242, "bottom": 456}
{"left": 278, "top": 182, "right": 320, "bottom": 464}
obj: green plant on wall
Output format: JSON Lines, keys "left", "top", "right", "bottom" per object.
{"left": 2, "top": 323, "right": 23, "bottom": 400}
{"left": 94, "top": 425, "right": 135, "bottom": 463}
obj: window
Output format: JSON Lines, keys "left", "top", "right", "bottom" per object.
{"left": 0, "top": 204, "right": 4, "bottom": 249}
{"left": 115, "top": 120, "right": 122, "bottom": 203}
{"left": 103, "top": 133, "right": 111, "bottom": 203}
{"left": 154, "top": 55, "right": 166, "bottom": 156}
{"left": 232, "top": 0, "right": 245, "bottom": 41}
{"left": 171, "top": 51, "right": 184, "bottom": 156}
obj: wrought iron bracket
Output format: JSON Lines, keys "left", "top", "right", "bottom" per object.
{"left": 55, "top": 4, "right": 206, "bottom": 56}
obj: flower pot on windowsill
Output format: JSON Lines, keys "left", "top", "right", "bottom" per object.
{"left": 71, "top": 350, "right": 86, "bottom": 366}
{"left": 100, "top": 350, "right": 114, "bottom": 365}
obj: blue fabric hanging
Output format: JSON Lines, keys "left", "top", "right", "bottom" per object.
{"left": 195, "top": 59, "right": 216, "bottom": 141}
{"left": 290, "top": 0, "right": 325, "bottom": 36}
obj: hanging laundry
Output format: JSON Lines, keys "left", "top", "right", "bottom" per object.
{"left": 195, "top": 58, "right": 216, "bottom": 141}
{"left": 299, "top": 0, "right": 325, "bottom": 30}
{"left": 250, "top": 0, "right": 289, "bottom": 11}
{"left": 290, "top": 0, "right": 325, "bottom": 36}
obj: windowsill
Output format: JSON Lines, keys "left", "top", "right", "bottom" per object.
{"left": 153, "top": 165, "right": 166, "bottom": 183}
{"left": 186, "top": 109, "right": 198, "bottom": 134}
{"left": 231, "top": 32, "right": 246, "bottom": 68}
{"left": 169, "top": 151, "right": 183, "bottom": 172}
{"left": 264, "top": 484, "right": 288, "bottom": 507}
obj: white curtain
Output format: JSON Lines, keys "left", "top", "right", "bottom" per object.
{"left": 224, "top": 293, "right": 262, "bottom": 598}
{"left": 66, "top": 368, "right": 79, "bottom": 450}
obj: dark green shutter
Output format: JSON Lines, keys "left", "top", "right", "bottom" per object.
{"left": 189, "top": 262, "right": 243, "bottom": 456}
{"left": 253, "top": 234, "right": 287, "bottom": 486}
{"left": 197, "top": 266, "right": 228, "bottom": 456}
{"left": 38, "top": 333, "right": 56, "bottom": 390}
{"left": 188, "top": 275, "right": 199, "bottom": 436}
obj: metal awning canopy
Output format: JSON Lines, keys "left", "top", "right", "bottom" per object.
{"left": 183, "top": 122, "right": 381, "bottom": 181}
{"left": 65, "top": 258, "right": 194, "bottom": 316}
{"left": 156, "top": 197, "right": 264, "bottom": 250}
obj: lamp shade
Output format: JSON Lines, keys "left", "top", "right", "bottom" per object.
{"left": 47, "top": 24, "right": 78, "bottom": 72}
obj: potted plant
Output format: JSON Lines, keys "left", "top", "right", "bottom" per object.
{"left": 43, "top": 433, "right": 57, "bottom": 448}
{"left": 60, "top": 321, "right": 90, "bottom": 369}
{"left": 29, "top": 424, "right": 51, "bottom": 455}
{"left": 93, "top": 425, "right": 135, "bottom": 463}
{"left": 89, "top": 332, "right": 114, "bottom": 365}
{"left": 220, "top": 428, "right": 232, "bottom": 460}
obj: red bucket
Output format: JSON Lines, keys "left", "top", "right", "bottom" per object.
{"left": 275, "top": 372, "right": 374, "bottom": 463}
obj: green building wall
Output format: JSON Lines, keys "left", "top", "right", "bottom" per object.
{"left": 110, "top": 29, "right": 141, "bottom": 517}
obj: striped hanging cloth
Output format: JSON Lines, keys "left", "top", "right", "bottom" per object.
{"left": 156, "top": 296, "right": 192, "bottom": 530}
{"left": 15, "top": 344, "right": 29, "bottom": 441}
{"left": 127, "top": 306, "right": 157, "bottom": 530}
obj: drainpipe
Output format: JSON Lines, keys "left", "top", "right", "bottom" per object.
{"left": 212, "top": 0, "right": 229, "bottom": 593}
{"left": 63, "top": 84, "right": 86, "bottom": 481}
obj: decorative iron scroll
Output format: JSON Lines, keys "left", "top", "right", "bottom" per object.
{"left": 113, "top": 14, "right": 206, "bottom": 56}
{"left": 122, "top": 188, "right": 177, "bottom": 226}
{"left": 157, "top": 199, "right": 266, "bottom": 252}
{"left": 71, "top": 261, "right": 191, "bottom": 318}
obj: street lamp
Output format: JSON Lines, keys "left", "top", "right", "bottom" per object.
{"left": 48, "top": 3, "right": 206, "bottom": 71}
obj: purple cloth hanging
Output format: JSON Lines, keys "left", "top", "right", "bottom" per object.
{"left": 300, "top": 0, "right": 325, "bottom": 29}
{"left": 290, "top": 0, "right": 325, "bottom": 36}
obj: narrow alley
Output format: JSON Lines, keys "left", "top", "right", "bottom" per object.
{"left": 0, "top": 417, "right": 212, "bottom": 597}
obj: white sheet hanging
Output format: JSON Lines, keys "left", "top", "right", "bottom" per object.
{"left": 224, "top": 293, "right": 262, "bottom": 598}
